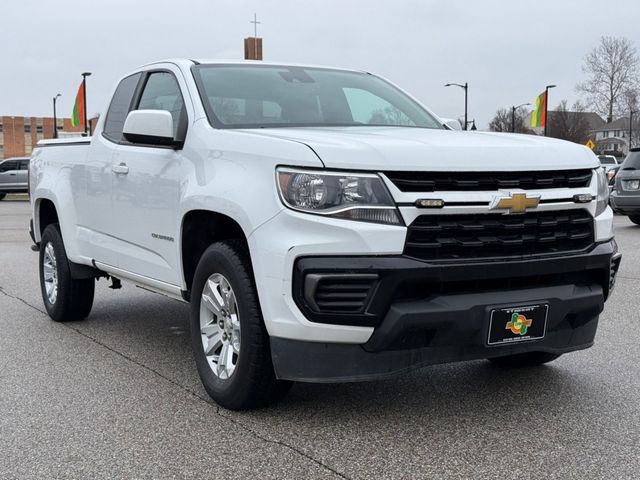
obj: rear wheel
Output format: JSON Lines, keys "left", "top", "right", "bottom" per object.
{"left": 488, "top": 352, "right": 561, "bottom": 367}
{"left": 629, "top": 215, "right": 640, "bottom": 225}
{"left": 39, "top": 224, "right": 95, "bottom": 321}
{"left": 190, "top": 240, "right": 291, "bottom": 410}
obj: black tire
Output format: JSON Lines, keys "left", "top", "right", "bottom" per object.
{"left": 0, "top": 193, "right": 6, "bottom": 201}
{"left": 629, "top": 215, "right": 640, "bottom": 225}
{"left": 190, "top": 240, "right": 292, "bottom": 410}
{"left": 39, "top": 224, "right": 95, "bottom": 322}
{"left": 488, "top": 351, "right": 561, "bottom": 367}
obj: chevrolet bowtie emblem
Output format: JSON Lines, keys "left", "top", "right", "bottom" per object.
{"left": 490, "top": 193, "right": 540, "bottom": 214}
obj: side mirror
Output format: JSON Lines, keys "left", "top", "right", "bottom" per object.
{"left": 442, "top": 118, "right": 462, "bottom": 131}
{"left": 123, "top": 110, "right": 179, "bottom": 147}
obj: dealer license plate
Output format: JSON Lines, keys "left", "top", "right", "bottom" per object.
{"left": 487, "top": 304, "right": 548, "bottom": 346}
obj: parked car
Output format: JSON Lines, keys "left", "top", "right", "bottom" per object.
{"left": 598, "top": 155, "right": 619, "bottom": 173}
{"left": 610, "top": 148, "right": 640, "bottom": 225}
{"left": 29, "top": 60, "right": 621, "bottom": 409}
{"left": 607, "top": 165, "right": 620, "bottom": 192}
{"left": 0, "top": 157, "right": 30, "bottom": 200}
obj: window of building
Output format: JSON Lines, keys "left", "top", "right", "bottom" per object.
{"left": 36, "top": 125, "right": 43, "bottom": 133}
{"left": 0, "top": 122, "right": 3, "bottom": 133}
{"left": 24, "top": 124, "right": 31, "bottom": 133}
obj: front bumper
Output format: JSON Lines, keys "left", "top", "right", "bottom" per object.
{"left": 271, "top": 241, "right": 620, "bottom": 382}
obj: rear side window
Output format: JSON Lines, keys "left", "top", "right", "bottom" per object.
{"left": 136, "top": 72, "right": 187, "bottom": 141}
{"left": 621, "top": 150, "right": 640, "bottom": 170}
{"left": 0, "top": 161, "right": 18, "bottom": 172}
{"left": 19, "top": 160, "right": 29, "bottom": 170}
{"left": 103, "top": 73, "right": 142, "bottom": 143}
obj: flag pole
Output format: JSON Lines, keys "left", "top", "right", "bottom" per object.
{"left": 81, "top": 72, "right": 92, "bottom": 135}
{"left": 543, "top": 84, "right": 556, "bottom": 137}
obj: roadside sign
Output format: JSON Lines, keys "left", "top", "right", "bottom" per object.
{"left": 586, "top": 139, "right": 596, "bottom": 150}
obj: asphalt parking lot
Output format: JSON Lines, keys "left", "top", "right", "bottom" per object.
{"left": 1, "top": 196, "right": 639, "bottom": 479}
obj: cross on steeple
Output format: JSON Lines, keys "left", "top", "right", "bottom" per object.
{"left": 250, "top": 13, "right": 261, "bottom": 38}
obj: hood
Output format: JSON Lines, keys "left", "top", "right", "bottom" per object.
{"left": 239, "top": 127, "right": 599, "bottom": 172}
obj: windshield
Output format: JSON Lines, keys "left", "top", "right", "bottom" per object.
{"left": 192, "top": 64, "right": 442, "bottom": 129}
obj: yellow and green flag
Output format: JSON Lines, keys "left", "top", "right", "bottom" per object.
{"left": 531, "top": 90, "right": 547, "bottom": 128}
{"left": 70, "top": 81, "right": 85, "bottom": 127}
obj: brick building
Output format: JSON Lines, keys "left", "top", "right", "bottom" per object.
{"left": 0, "top": 116, "right": 85, "bottom": 159}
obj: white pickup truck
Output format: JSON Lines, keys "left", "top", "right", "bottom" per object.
{"left": 30, "top": 59, "right": 621, "bottom": 409}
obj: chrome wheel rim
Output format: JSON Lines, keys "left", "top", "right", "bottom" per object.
{"left": 199, "top": 273, "right": 241, "bottom": 380}
{"left": 43, "top": 242, "right": 58, "bottom": 304}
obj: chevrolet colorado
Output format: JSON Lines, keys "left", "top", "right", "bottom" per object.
{"left": 29, "top": 60, "right": 621, "bottom": 409}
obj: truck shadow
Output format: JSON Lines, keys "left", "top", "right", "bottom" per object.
{"left": 81, "top": 286, "right": 612, "bottom": 431}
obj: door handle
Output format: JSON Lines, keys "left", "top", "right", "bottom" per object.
{"left": 9, "top": 173, "right": 16, "bottom": 176}
{"left": 112, "top": 163, "right": 129, "bottom": 175}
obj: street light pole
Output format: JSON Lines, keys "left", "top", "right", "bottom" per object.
{"left": 81, "top": 72, "right": 92, "bottom": 135}
{"left": 511, "top": 103, "right": 531, "bottom": 133}
{"left": 543, "top": 84, "right": 556, "bottom": 137}
{"left": 445, "top": 82, "right": 468, "bottom": 130}
{"left": 630, "top": 110, "right": 637, "bottom": 151}
{"left": 52, "top": 93, "right": 61, "bottom": 139}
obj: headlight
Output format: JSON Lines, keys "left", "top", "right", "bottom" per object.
{"left": 595, "top": 168, "right": 610, "bottom": 216}
{"left": 276, "top": 168, "right": 402, "bottom": 225}
{"left": 623, "top": 179, "right": 640, "bottom": 190}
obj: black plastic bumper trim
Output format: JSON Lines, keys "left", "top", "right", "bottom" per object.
{"left": 293, "top": 241, "right": 616, "bottom": 328}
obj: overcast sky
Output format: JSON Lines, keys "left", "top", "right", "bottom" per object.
{"left": 2, "top": 0, "right": 639, "bottom": 128}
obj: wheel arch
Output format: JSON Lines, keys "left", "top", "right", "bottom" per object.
{"left": 180, "top": 210, "right": 251, "bottom": 293}
{"left": 34, "top": 197, "right": 60, "bottom": 241}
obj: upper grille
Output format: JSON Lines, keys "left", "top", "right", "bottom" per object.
{"left": 405, "top": 209, "right": 594, "bottom": 260}
{"left": 384, "top": 170, "right": 593, "bottom": 192}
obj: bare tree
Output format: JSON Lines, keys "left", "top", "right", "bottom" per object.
{"left": 369, "top": 106, "right": 413, "bottom": 126}
{"left": 547, "top": 100, "right": 592, "bottom": 144}
{"left": 577, "top": 36, "right": 640, "bottom": 123}
{"left": 488, "top": 107, "right": 531, "bottom": 133}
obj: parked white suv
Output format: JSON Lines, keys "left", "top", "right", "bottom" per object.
{"left": 29, "top": 60, "right": 620, "bottom": 409}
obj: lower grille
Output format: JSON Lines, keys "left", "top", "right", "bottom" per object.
{"left": 405, "top": 209, "right": 595, "bottom": 260}
{"left": 304, "top": 273, "right": 378, "bottom": 313}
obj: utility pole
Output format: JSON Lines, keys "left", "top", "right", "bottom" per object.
{"left": 52, "top": 94, "right": 61, "bottom": 139}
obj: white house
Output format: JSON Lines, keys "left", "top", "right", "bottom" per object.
{"left": 593, "top": 117, "right": 631, "bottom": 157}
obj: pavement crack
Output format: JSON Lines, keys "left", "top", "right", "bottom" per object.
{"left": 616, "top": 274, "right": 640, "bottom": 281}
{"left": 64, "top": 324, "right": 351, "bottom": 479}
{"left": 0, "top": 285, "right": 47, "bottom": 314}
{"left": 0, "top": 285, "right": 350, "bottom": 480}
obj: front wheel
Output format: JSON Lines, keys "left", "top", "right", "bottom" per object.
{"left": 39, "top": 224, "right": 95, "bottom": 321}
{"left": 629, "top": 215, "right": 640, "bottom": 226}
{"left": 0, "top": 193, "right": 6, "bottom": 201}
{"left": 190, "top": 240, "right": 292, "bottom": 410}
{"left": 488, "top": 352, "right": 561, "bottom": 367}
